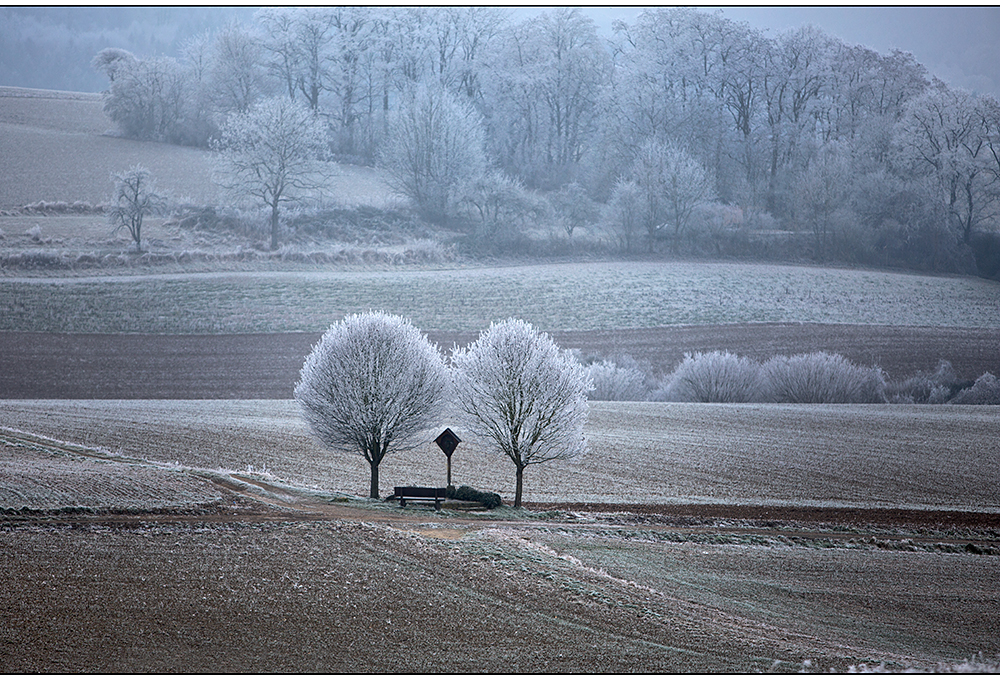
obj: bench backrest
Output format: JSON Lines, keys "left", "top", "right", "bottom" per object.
{"left": 395, "top": 486, "right": 447, "bottom": 499}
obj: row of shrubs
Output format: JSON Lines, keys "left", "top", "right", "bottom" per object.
{"left": 0, "top": 242, "right": 456, "bottom": 270}
{"left": 586, "top": 351, "right": 1000, "bottom": 405}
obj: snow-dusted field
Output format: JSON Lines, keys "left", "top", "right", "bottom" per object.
{"left": 3, "top": 261, "right": 999, "bottom": 334}
{"left": 3, "top": 400, "right": 998, "bottom": 511}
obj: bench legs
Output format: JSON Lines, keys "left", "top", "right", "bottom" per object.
{"left": 397, "top": 497, "right": 442, "bottom": 509}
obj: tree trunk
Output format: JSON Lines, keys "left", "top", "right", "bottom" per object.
{"left": 369, "top": 460, "right": 380, "bottom": 499}
{"left": 270, "top": 201, "right": 280, "bottom": 251}
{"left": 514, "top": 466, "right": 524, "bottom": 508}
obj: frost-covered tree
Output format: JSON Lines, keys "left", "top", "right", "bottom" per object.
{"left": 451, "top": 318, "right": 591, "bottom": 507}
{"left": 107, "top": 165, "right": 165, "bottom": 252}
{"left": 208, "top": 21, "right": 270, "bottom": 115}
{"left": 458, "top": 170, "right": 540, "bottom": 244}
{"left": 91, "top": 47, "right": 136, "bottom": 83}
{"left": 380, "top": 84, "right": 486, "bottom": 223}
{"left": 295, "top": 312, "right": 450, "bottom": 499}
{"left": 212, "top": 97, "right": 330, "bottom": 250}
{"left": 892, "top": 83, "right": 995, "bottom": 245}
{"left": 628, "top": 139, "right": 715, "bottom": 252}
{"left": 100, "top": 56, "right": 186, "bottom": 142}
{"left": 606, "top": 179, "right": 646, "bottom": 253}
{"left": 481, "top": 8, "right": 609, "bottom": 187}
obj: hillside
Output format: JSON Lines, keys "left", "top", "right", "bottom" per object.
{"left": 0, "top": 87, "right": 220, "bottom": 208}
{"left": 0, "top": 86, "right": 396, "bottom": 211}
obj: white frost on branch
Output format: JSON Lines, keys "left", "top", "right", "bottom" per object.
{"left": 451, "top": 318, "right": 591, "bottom": 507}
{"left": 294, "top": 311, "right": 450, "bottom": 498}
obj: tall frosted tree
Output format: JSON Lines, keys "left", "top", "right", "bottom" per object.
{"left": 379, "top": 84, "right": 486, "bottom": 223}
{"left": 451, "top": 318, "right": 591, "bottom": 508}
{"left": 295, "top": 312, "right": 450, "bottom": 499}
{"left": 212, "top": 97, "right": 330, "bottom": 250}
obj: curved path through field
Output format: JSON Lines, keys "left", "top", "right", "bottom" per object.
{"left": 4, "top": 429, "right": 998, "bottom": 546}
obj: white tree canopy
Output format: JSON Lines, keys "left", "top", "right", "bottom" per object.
{"left": 451, "top": 318, "right": 591, "bottom": 507}
{"left": 294, "top": 312, "right": 450, "bottom": 499}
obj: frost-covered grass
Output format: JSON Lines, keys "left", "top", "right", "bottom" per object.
{"left": 0, "top": 429, "right": 223, "bottom": 513}
{"left": 2, "top": 400, "right": 998, "bottom": 511}
{"left": 0, "top": 86, "right": 397, "bottom": 211}
{"left": 2, "top": 261, "right": 999, "bottom": 333}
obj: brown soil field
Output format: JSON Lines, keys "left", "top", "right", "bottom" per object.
{"left": 1, "top": 425, "right": 998, "bottom": 674}
{"left": 2, "top": 323, "right": 998, "bottom": 399}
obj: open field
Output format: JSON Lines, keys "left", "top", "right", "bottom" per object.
{"left": 3, "top": 262, "right": 999, "bottom": 333}
{"left": 0, "top": 86, "right": 397, "bottom": 211}
{"left": 2, "top": 400, "right": 998, "bottom": 511}
{"left": 3, "top": 324, "right": 998, "bottom": 400}
{"left": 2, "top": 414, "right": 999, "bottom": 673}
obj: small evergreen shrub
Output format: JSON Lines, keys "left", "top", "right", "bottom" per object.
{"left": 446, "top": 485, "right": 503, "bottom": 509}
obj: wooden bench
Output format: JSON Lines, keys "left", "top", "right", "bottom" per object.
{"left": 393, "top": 486, "right": 448, "bottom": 510}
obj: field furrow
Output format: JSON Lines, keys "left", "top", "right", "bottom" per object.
{"left": 1, "top": 400, "right": 997, "bottom": 512}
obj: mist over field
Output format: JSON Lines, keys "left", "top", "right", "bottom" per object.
{"left": 1, "top": 6, "right": 999, "bottom": 675}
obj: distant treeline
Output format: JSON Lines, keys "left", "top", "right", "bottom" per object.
{"left": 31, "top": 7, "right": 1000, "bottom": 275}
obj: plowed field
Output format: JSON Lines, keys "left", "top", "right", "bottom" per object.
{"left": 2, "top": 323, "right": 998, "bottom": 399}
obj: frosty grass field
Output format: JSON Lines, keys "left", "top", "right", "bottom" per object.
{"left": 2, "top": 87, "right": 999, "bottom": 673}
{"left": 4, "top": 261, "right": 1000, "bottom": 334}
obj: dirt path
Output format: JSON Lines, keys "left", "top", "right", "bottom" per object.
{"left": 4, "top": 428, "right": 997, "bottom": 551}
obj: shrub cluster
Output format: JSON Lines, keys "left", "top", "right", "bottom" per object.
{"left": 585, "top": 351, "right": 999, "bottom": 405}
{"left": 885, "top": 360, "right": 968, "bottom": 404}
{"left": 446, "top": 485, "right": 503, "bottom": 509}
{"left": 585, "top": 354, "right": 652, "bottom": 402}
{"left": 19, "top": 200, "right": 105, "bottom": 215}
{"left": 654, "top": 351, "right": 886, "bottom": 403}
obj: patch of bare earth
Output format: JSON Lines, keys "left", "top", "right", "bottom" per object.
{"left": 2, "top": 324, "right": 998, "bottom": 399}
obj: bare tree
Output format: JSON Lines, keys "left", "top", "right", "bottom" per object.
{"left": 451, "top": 318, "right": 591, "bottom": 508}
{"left": 212, "top": 97, "right": 330, "bottom": 250}
{"left": 108, "top": 165, "right": 165, "bottom": 252}
{"left": 380, "top": 84, "right": 486, "bottom": 223}
{"left": 295, "top": 312, "right": 450, "bottom": 499}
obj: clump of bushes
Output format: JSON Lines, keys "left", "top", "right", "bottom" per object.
{"left": 951, "top": 372, "right": 1000, "bottom": 405}
{"left": 761, "top": 352, "right": 886, "bottom": 403}
{"left": 886, "top": 360, "right": 967, "bottom": 404}
{"left": 653, "top": 350, "right": 886, "bottom": 403}
{"left": 656, "top": 351, "right": 762, "bottom": 402}
{"left": 19, "top": 200, "right": 105, "bottom": 215}
{"left": 446, "top": 485, "right": 503, "bottom": 509}
{"left": 586, "top": 354, "right": 651, "bottom": 401}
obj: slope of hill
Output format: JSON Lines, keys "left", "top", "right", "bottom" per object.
{"left": 0, "top": 86, "right": 397, "bottom": 212}
{"left": 0, "top": 86, "right": 220, "bottom": 208}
